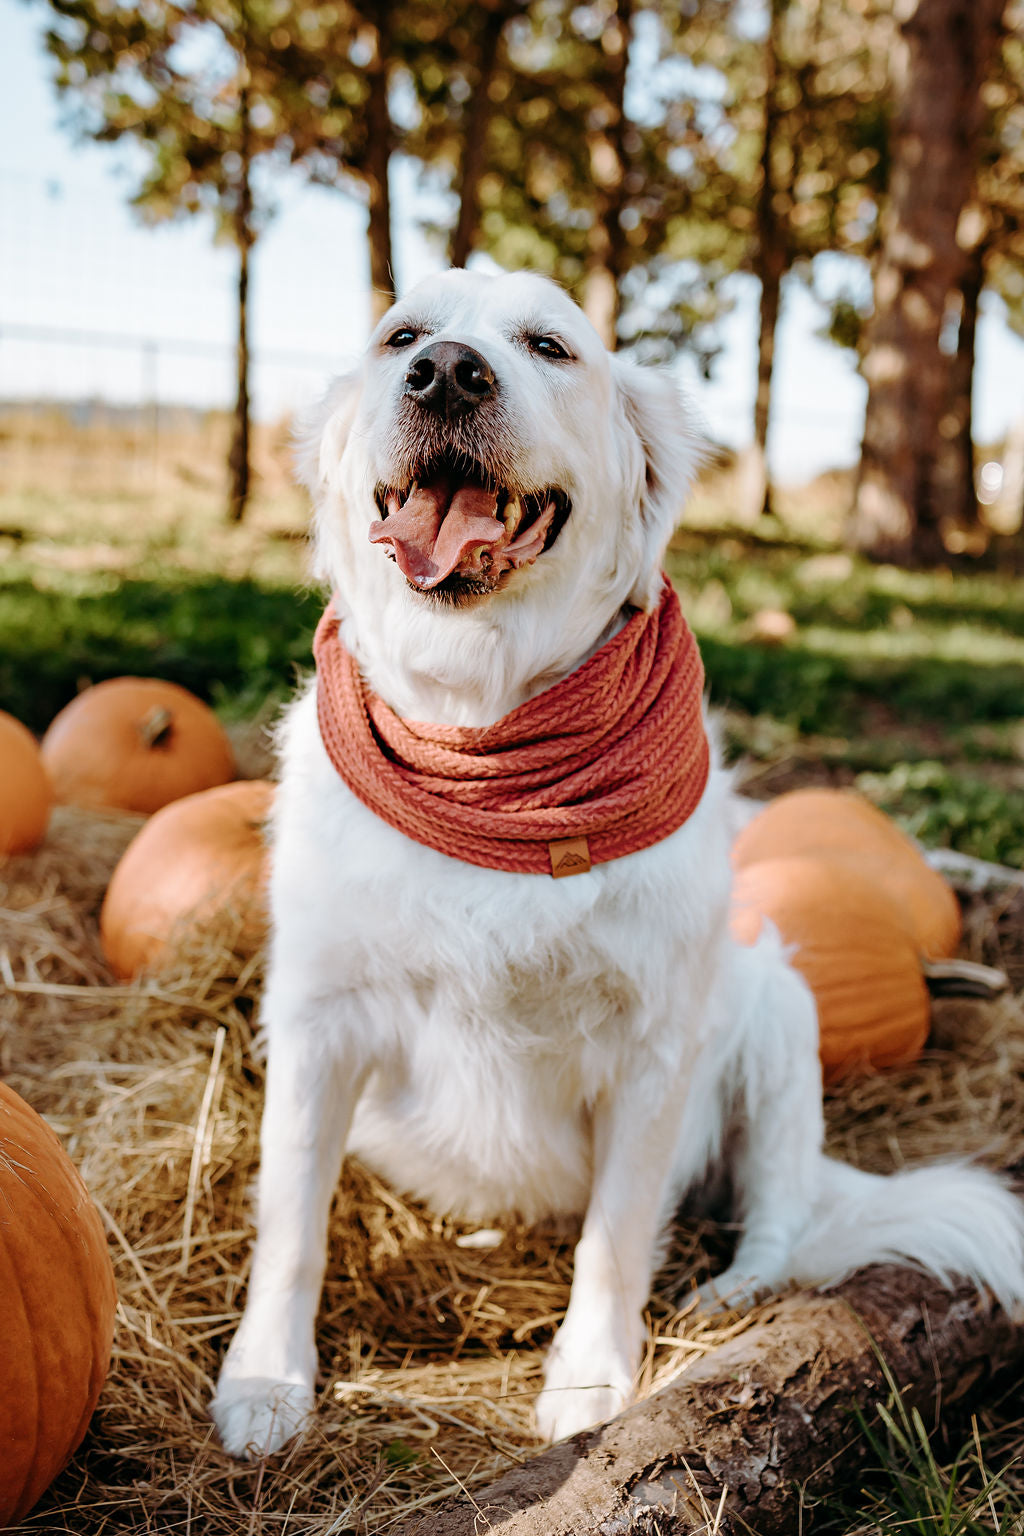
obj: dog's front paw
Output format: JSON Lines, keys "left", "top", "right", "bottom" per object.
{"left": 691, "top": 1265, "right": 773, "bottom": 1318}
{"left": 210, "top": 1376, "right": 314, "bottom": 1459}
{"left": 535, "top": 1377, "right": 628, "bottom": 1444}
{"left": 534, "top": 1332, "right": 633, "bottom": 1443}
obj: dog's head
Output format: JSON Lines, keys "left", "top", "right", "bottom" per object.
{"left": 299, "top": 270, "right": 702, "bottom": 718}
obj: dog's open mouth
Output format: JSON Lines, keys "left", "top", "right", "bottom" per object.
{"left": 370, "top": 455, "right": 571, "bottom": 594}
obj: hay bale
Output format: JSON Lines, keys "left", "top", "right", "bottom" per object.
{"left": 2, "top": 812, "right": 1024, "bottom": 1531}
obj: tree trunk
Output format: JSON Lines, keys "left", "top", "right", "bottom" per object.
{"left": 393, "top": 1267, "right": 1023, "bottom": 1536}
{"left": 228, "top": 78, "right": 253, "bottom": 525}
{"left": 747, "top": 0, "right": 788, "bottom": 523}
{"left": 848, "top": 0, "right": 1005, "bottom": 565}
{"left": 942, "top": 238, "right": 987, "bottom": 537}
{"left": 582, "top": 0, "right": 632, "bottom": 350}
{"left": 994, "top": 412, "right": 1024, "bottom": 533}
{"left": 449, "top": 2, "right": 511, "bottom": 269}
{"left": 364, "top": 5, "right": 395, "bottom": 325}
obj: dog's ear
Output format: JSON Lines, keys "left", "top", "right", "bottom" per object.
{"left": 611, "top": 355, "right": 706, "bottom": 609}
{"left": 293, "top": 370, "right": 362, "bottom": 494}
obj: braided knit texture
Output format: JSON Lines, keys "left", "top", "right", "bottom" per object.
{"left": 313, "top": 577, "right": 710, "bottom": 875}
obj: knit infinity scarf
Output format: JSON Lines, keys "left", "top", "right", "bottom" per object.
{"left": 313, "top": 577, "right": 709, "bottom": 877}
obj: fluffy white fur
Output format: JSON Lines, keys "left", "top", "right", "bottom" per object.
{"left": 211, "top": 269, "right": 1024, "bottom": 1459}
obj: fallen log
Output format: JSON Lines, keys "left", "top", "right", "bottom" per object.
{"left": 395, "top": 1266, "right": 1023, "bottom": 1535}
{"left": 924, "top": 846, "right": 1024, "bottom": 894}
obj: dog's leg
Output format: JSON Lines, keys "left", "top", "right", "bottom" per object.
{"left": 693, "top": 934, "right": 824, "bottom": 1313}
{"left": 534, "top": 1067, "right": 685, "bottom": 1443}
{"left": 211, "top": 1011, "right": 366, "bottom": 1459}
{"left": 693, "top": 1106, "right": 822, "bottom": 1314}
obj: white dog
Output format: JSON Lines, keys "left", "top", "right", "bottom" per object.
{"left": 211, "top": 269, "right": 1024, "bottom": 1459}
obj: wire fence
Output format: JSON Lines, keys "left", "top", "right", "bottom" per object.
{"left": 0, "top": 160, "right": 887, "bottom": 510}
{"left": 8, "top": 164, "right": 1020, "bottom": 517}
{"left": 0, "top": 320, "right": 335, "bottom": 500}
{"left": 0, "top": 164, "right": 361, "bottom": 504}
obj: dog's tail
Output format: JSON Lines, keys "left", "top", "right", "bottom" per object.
{"left": 789, "top": 1155, "right": 1024, "bottom": 1313}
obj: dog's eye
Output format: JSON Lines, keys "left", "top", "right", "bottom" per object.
{"left": 529, "top": 335, "right": 570, "bottom": 361}
{"left": 385, "top": 327, "right": 418, "bottom": 349}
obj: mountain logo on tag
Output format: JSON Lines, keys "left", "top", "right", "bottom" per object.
{"left": 555, "top": 851, "right": 587, "bottom": 872}
{"left": 549, "top": 837, "right": 592, "bottom": 878}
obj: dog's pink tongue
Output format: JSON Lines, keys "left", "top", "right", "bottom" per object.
{"left": 369, "top": 478, "right": 504, "bottom": 587}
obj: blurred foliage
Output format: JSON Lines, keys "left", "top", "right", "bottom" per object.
{"left": 0, "top": 573, "right": 322, "bottom": 731}
{"left": 36, "top": 0, "right": 1024, "bottom": 493}
{"left": 856, "top": 761, "right": 1024, "bottom": 867}
{"left": 4, "top": 484, "right": 1024, "bottom": 862}
{"left": 42, "top": 0, "right": 387, "bottom": 233}
{"left": 978, "top": 0, "right": 1024, "bottom": 336}
{"left": 34, "top": 0, "right": 920, "bottom": 359}
{"left": 401, "top": 0, "right": 899, "bottom": 353}
{"left": 39, "top": 0, "right": 405, "bottom": 519}
{"left": 664, "top": 525, "right": 1024, "bottom": 863}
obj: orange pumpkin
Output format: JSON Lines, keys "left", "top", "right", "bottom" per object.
{"left": 732, "top": 788, "right": 960, "bottom": 959}
{"left": 100, "top": 779, "right": 274, "bottom": 978}
{"left": 41, "top": 678, "right": 236, "bottom": 815}
{"left": 731, "top": 855, "right": 931, "bottom": 1082}
{"left": 0, "top": 1080, "right": 117, "bottom": 1524}
{"left": 0, "top": 711, "right": 52, "bottom": 855}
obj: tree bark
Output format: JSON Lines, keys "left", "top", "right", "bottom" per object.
{"left": 747, "top": 0, "right": 788, "bottom": 523}
{"left": 449, "top": 2, "right": 511, "bottom": 269}
{"left": 228, "top": 77, "right": 253, "bottom": 525}
{"left": 393, "top": 1267, "right": 1023, "bottom": 1536}
{"left": 994, "top": 411, "right": 1024, "bottom": 533}
{"left": 582, "top": 0, "right": 633, "bottom": 350}
{"left": 364, "top": 4, "right": 395, "bottom": 325}
{"left": 942, "top": 239, "right": 987, "bottom": 536}
{"left": 848, "top": 0, "right": 1005, "bottom": 565}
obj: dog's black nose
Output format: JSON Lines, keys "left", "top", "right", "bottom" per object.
{"left": 403, "top": 341, "right": 496, "bottom": 418}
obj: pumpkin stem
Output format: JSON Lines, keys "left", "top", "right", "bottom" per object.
{"left": 922, "top": 957, "right": 1009, "bottom": 999}
{"left": 138, "top": 706, "right": 174, "bottom": 750}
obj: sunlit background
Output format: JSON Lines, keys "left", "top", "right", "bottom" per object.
{"left": 3, "top": 0, "right": 1023, "bottom": 502}
{"left": 5, "top": 6, "right": 1024, "bottom": 1532}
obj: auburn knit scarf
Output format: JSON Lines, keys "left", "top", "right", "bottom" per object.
{"left": 313, "top": 577, "right": 709, "bottom": 877}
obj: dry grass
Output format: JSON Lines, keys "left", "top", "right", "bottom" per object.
{"left": 0, "top": 404, "right": 301, "bottom": 506}
{"left": 2, "top": 807, "right": 1024, "bottom": 1534}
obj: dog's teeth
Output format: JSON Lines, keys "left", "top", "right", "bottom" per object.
{"left": 503, "top": 497, "right": 522, "bottom": 534}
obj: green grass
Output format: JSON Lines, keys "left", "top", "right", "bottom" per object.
{"left": 856, "top": 761, "right": 1024, "bottom": 869}
{"left": 2, "top": 489, "right": 1024, "bottom": 862}
{"left": 0, "top": 485, "right": 316, "bottom": 729}
{"left": 822, "top": 1388, "right": 1024, "bottom": 1535}
{"left": 665, "top": 534, "right": 1024, "bottom": 735}
{"left": 2, "top": 477, "right": 1024, "bottom": 1531}
{"left": 662, "top": 530, "right": 1024, "bottom": 864}
{"left": 0, "top": 573, "right": 321, "bottom": 730}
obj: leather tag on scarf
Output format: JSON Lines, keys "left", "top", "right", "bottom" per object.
{"left": 549, "top": 837, "right": 592, "bottom": 878}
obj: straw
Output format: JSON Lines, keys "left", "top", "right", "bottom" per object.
{"left": 1, "top": 804, "right": 1023, "bottom": 1533}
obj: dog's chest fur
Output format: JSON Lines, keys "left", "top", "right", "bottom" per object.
{"left": 267, "top": 687, "right": 733, "bottom": 1224}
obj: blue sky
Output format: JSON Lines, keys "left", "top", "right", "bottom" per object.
{"left": 3, "top": 2, "right": 1024, "bottom": 484}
